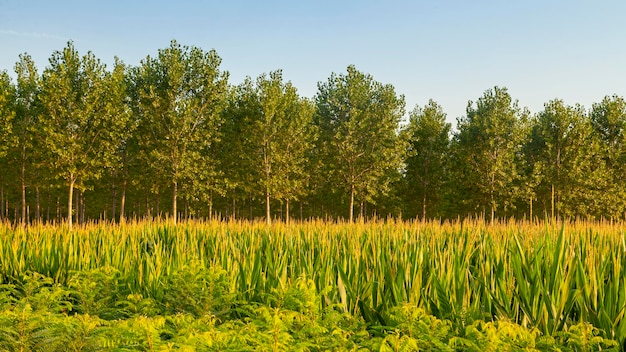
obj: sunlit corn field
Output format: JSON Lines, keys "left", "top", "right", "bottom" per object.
{"left": 0, "top": 218, "right": 625, "bottom": 349}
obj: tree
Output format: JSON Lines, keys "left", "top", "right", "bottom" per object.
{"left": 531, "top": 100, "right": 609, "bottom": 219}
{"left": 225, "top": 71, "right": 316, "bottom": 224}
{"left": 11, "top": 54, "right": 43, "bottom": 224}
{"left": 404, "top": 100, "right": 450, "bottom": 219}
{"left": 99, "top": 59, "right": 134, "bottom": 222}
{"left": 451, "top": 87, "right": 525, "bottom": 221}
{"left": 40, "top": 42, "right": 128, "bottom": 229}
{"left": 315, "top": 65, "right": 405, "bottom": 222}
{"left": 0, "top": 71, "right": 15, "bottom": 159}
{"left": 0, "top": 71, "right": 16, "bottom": 222}
{"left": 135, "top": 40, "right": 228, "bottom": 223}
{"left": 589, "top": 95, "right": 626, "bottom": 218}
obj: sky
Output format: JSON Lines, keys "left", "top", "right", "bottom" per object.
{"left": 1, "top": 0, "right": 625, "bottom": 125}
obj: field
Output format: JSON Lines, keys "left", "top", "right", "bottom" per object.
{"left": 0, "top": 219, "right": 624, "bottom": 351}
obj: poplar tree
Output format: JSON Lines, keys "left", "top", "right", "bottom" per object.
{"left": 226, "top": 71, "right": 315, "bottom": 224}
{"left": 12, "top": 54, "right": 42, "bottom": 224}
{"left": 589, "top": 95, "right": 626, "bottom": 218}
{"left": 135, "top": 40, "right": 228, "bottom": 223}
{"left": 531, "top": 100, "right": 605, "bottom": 219}
{"left": 0, "top": 71, "right": 15, "bottom": 159}
{"left": 451, "top": 87, "right": 524, "bottom": 221}
{"left": 40, "top": 42, "right": 127, "bottom": 229}
{"left": 0, "top": 71, "right": 15, "bottom": 221}
{"left": 404, "top": 100, "right": 450, "bottom": 219}
{"left": 315, "top": 65, "right": 405, "bottom": 222}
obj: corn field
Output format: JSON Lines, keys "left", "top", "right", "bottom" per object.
{"left": 0, "top": 219, "right": 624, "bottom": 350}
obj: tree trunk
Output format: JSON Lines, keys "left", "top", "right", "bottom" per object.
{"left": 35, "top": 186, "right": 40, "bottom": 223}
{"left": 80, "top": 190, "right": 85, "bottom": 225}
{"left": 111, "top": 177, "right": 116, "bottom": 221}
{"left": 529, "top": 196, "right": 533, "bottom": 222}
{"left": 249, "top": 194, "right": 253, "bottom": 221}
{"left": 349, "top": 183, "right": 355, "bottom": 223}
{"left": 172, "top": 180, "right": 178, "bottom": 224}
{"left": 490, "top": 189, "right": 495, "bottom": 224}
{"left": 46, "top": 185, "right": 51, "bottom": 223}
{"left": 286, "top": 199, "right": 290, "bottom": 224}
{"left": 120, "top": 178, "right": 127, "bottom": 223}
{"left": 208, "top": 190, "right": 213, "bottom": 220}
{"left": 551, "top": 183, "right": 555, "bottom": 221}
{"left": 0, "top": 184, "right": 4, "bottom": 220}
{"left": 299, "top": 200, "right": 303, "bottom": 222}
{"left": 21, "top": 156, "right": 26, "bottom": 226}
{"left": 359, "top": 201, "right": 364, "bottom": 220}
{"left": 266, "top": 189, "right": 271, "bottom": 225}
{"left": 68, "top": 176, "right": 75, "bottom": 230}
{"left": 422, "top": 193, "right": 427, "bottom": 220}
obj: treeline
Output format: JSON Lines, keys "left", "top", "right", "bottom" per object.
{"left": 1, "top": 40, "right": 625, "bottom": 226}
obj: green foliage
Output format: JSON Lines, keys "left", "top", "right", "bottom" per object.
{"left": 403, "top": 99, "right": 451, "bottom": 219}
{"left": 0, "top": 221, "right": 624, "bottom": 351}
{"left": 529, "top": 100, "right": 604, "bottom": 219}
{"left": 162, "top": 261, "right": 233, "bottom": 317}
{"left": 134, "top": 40, "right": 229, "bottom": 223}
{"left": 223, "top": 70, "right": 316, "bottom": 223}
{"left": 39, "top": 41, "right": 131, "bottom": 228}
{"left": 0, "top": 70, "right": 16, "bottom": 159}
{"left": 315, "top": 65, "right": 406, "bottom": 222}
{"left": 451, "top": 86, "right": 526, "bottom": 221}
{"left": 589, "top": 95, "right": 626, "bottom": 218}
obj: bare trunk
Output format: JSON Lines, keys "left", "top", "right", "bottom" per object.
{"left": 490, "top": 189, "right": 495, "bottom": 224}
{"left": 111, "top": 178, "right": 116, "bottom": 221}
{"left": 172, "top": 180, "right": 178, "bottom": 224}
{"left": 249, "top": 194, "right": 253, "bottom": 220}
{"left": 68, "top": 177, "right": 75, "bottom": 230}
{"left": 530, "top": 196, "right": 533, "bottom": 222}
{"left": 299, "top": 200, "right": 303, "bottom": 222}
{"left": 0, "top": 184, "right": 4, "bottom": 220}
{"left": 359, "top": 201, "right": 364, "bottom": 220}
{"left": 208, "top": 190, "right": 213, "bottom": 220}
{"left": 35, "top": 186, "right": 40, "bottom": 223}
{"left": 349, "top": 183, "right": 355, "bottom": 223}
{"left": 286, "top": 199, "right": 290, "bottom": 224}
{"left": 266, "top": 190, "right": 271, "bottom": 225}
{"left": 46, "top": 185, "right": 51, "bottom": 223}
{"left": 80, "top": 190, "right": 85, "bottom": 225}
{"left": 120, "top": 178, "right": 127, "bottom": 223}
{"left": 422, "top": 193, "right": 427, "bottom": 220}
{"left": 551, "top": 183, "right": 555, "bottom": 221}
{"left": 21, "top": 156, "right": 26, "bottom": 225}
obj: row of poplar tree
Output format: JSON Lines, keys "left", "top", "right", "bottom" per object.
{"left": 1, "top": 40, "right": 625, "bottom": 227}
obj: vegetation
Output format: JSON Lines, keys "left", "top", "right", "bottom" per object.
{"left": 0, "top": 219, "right": 623, "bottom": 350}
{"left": 0, "top": 40, "right": 625, "bottom": 224}
{"left": 1, "top": 38, "right": 624, "bottom": 349}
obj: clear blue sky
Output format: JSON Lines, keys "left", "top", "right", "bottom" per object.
{"left": 2, "top": 0, "right": 625, "bottom": 124}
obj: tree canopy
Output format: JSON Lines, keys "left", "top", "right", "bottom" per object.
{"left": 1, "top": 41, "right": 625, "bottom": 224}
